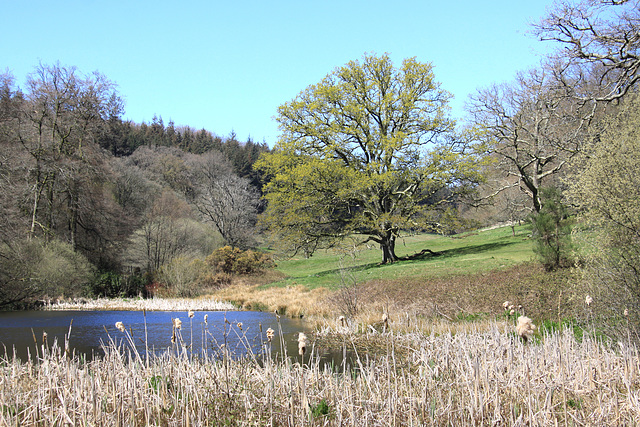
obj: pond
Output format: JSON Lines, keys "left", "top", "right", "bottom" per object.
{"left": 0, "top": 310, "right": 311, "bottom": 363}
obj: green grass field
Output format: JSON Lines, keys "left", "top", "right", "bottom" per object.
{"left": 270, "top": 225, "right": 535, "bottom": 290}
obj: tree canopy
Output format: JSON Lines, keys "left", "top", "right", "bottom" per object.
{"left": 256, "top": 54, "right": 483, "bottom": 263}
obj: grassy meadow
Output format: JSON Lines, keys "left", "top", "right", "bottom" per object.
{"left": 274, "top": 225, "right": 534, "bottom": 289}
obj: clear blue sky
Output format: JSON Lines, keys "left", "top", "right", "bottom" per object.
{"left": 2, "top": 0, "right": 556, "bottom": 146}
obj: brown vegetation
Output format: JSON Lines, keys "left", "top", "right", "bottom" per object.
{"left": 1, "top": 324, "right": 638, "bottom": 425}
{"left": 212, "top": 263, "right": 577, "bottom": 328}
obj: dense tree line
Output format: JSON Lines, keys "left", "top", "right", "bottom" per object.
{"left": 0, "top": 64, "right": 268, "bottom": 308}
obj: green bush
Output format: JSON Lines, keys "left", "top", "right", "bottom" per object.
{"left": 90, "top": 271, "right": 147, "bottom": 298}
{"left": 156, "top": 257, "right": 208, "bottom": 297}
{"left": 0, "top": 238, "right": 94, "bottom": 308}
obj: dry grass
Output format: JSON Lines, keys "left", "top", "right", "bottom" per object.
{"left": 1, "top": 323, "right": 638, "bottom": 425}
{"left": 333, "top": 262, "right": 579, "bottom": 322}
{"left": 211, "top": 284, "right": 333, "bottom": 318}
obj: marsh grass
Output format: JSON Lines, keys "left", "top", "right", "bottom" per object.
{"left": 1, "top": 317, "right": 639, "bottom": 426}
{"left": 213, "top": 284, "right": 332, "bottom": 318}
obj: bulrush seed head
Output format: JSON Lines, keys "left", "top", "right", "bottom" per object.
{"left": 298, "top": 332, "right": 308, "bottom": 356}
{"left": 266, "top": 327, "right": 275, "bottom": 342}
{"left": 585, "top": 295, "right": 593, "bottom": 306}
{"left": 338, "top": 315, "right": 346, "bottom": 327}
{"left": 188, "top": 310, "right": 195, "bottom": 318}
{"left": 237, "top": 322, "right": 243, "bottom": 331}
{"left": 516, "top": 316, "right": 536, "bottom": 343}
{"left": 173, "top": 318, "right": 182, "bottom": 330}
{"left": 115, "top": 321, "right": 125, "bottom": 332}
{"left": 204, "top": 314, "right": 208, "bottom": 324}
{"left": 503, "top": 301, "right": 510, "bottom": 310}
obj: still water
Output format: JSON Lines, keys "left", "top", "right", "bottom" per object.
{"left": 0, "top": 310, "right": 309, "bottom": 362}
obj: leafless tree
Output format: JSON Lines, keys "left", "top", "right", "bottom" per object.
{"left": 16, "top": 63, "right": 123, "bottom": 248}
{"left": 467, "top": 67, "right": 589, "bottom": 212}
{"left": 534, "top": 0, "right": 640, "bottom": 102}
{"left": 189, "top": 151, "right": 260, "bottom": 249}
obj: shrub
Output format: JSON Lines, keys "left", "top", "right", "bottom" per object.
{"left": 200, "top": 272, "right": 233, "bottom": 289}
{"left": 156, "top": 257, "right": 209, "bottom": 297}
{"left": 0, "top": 238, "right": 94, "bottom": 308}
{"left": 91, "top": 272, "right": 148, "bottom": 298}
{"left": 205, "top": 246, "right": 274, "bottom": 275}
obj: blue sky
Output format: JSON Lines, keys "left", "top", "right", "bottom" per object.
{"left": 2, "top": 0, "right": 556, "bottom": 146}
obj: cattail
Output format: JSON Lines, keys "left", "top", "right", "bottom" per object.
{"left": 585, "top": 295, "right": 593, "bottom": 306}
{"left": 115, "top": 321, "right": 125, "bottom": 332}
{"left": 266, "top": 327, "right": 275, "bottom": 342}
{"left": 298, "top": 332, "right": 307, "bottom": 356}
{"left": 516, "top": 316, "right": 536, "bottom": 343}
{"left": 338, "top": 315, "right": 346, "bottom": 327}
{"left": 624, "top": 308, "right": 629, "bottom": 317}
{"left": 173, "top": 318, "right": 182, "bottom": 330}
{"left": 509, "top": 309, "right": 515, "bottom": 315}
{"left": 204, "top": 314, "right": 208, "bottom": 324}
{"left": 237, "top": 322, "right": 243, "bottom": 331}
{"left": 503, "top": 301, "right": 510, "bottom": 310}
{"left": 188, "top": 310, "right": 195, "bottom": 318}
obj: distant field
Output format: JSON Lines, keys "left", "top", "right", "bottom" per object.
{"left": 270, "top": 225, "right": 534, "bottom": 290}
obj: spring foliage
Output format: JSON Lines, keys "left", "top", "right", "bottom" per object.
{"left": 569, "top": 94, "right": 640, "bottom": 335}
{"left": 256, "top": 53, "right": 484, "bottom": 263}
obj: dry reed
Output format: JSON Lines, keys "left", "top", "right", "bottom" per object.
{"left": 1, "top": 320, "right": 638, "bottom": 426}
{"left": 44, "top": 296, "right": 235, "bottom": 311}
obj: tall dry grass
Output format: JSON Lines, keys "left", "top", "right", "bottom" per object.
{"left": 0, "top": 322, "right": 638, "bottom": 425}
{"left": 212, "top": 284, "right": 332, "bottom": 317}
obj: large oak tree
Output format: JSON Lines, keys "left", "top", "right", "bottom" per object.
{"left": 257, "top": 54, "right": 482, "bottom": 263}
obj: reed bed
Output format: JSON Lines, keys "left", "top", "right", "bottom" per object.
{"left": 0, "top": 321, "right": 638, "bottom": 426}
{"left": 212, "top": 284, "right": 332, "bottom": 317}
{"left": 43, "top": 296, "right": 235, "bottom": 311}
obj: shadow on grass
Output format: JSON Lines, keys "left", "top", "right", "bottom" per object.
{"left": 407, "top": 240, "right": 519, "bottom": 261}
{"left": 310, "top": 239, "right": 519, "bottom": 278}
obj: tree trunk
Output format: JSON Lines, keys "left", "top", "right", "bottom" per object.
{"left": 380, "top": 233, "right": 398, "bottom": 264}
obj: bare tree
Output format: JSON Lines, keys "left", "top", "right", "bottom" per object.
{"left": 534, "top": 0, "right": 640, "bottom": 102}
{"left": 467, "top": 67, "right": 588, "bottom": 212}
{"left": 124, "top": 189, "right": 219, "bottom": 273}
{"left": 16, "top": 63, "right": 123, "bottom": 247}
{"left": 189, "top": 151, "right": 260, "bottom": 249}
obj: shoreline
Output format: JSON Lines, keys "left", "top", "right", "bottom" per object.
{"left": 42, "top": 296, "right": 237, "bottom": 312}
